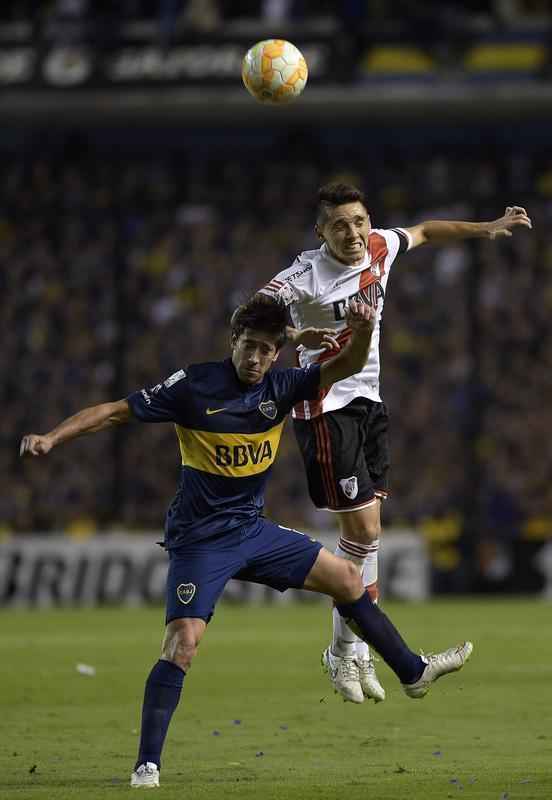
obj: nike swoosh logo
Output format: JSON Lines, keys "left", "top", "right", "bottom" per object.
{"left": 206, "top": 407, "right": 227, "bottom": 415}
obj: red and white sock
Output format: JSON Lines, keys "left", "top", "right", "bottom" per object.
{"left": 356, "top": 540, "right": 379, "bottom": 660}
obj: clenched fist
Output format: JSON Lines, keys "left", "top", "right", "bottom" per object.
{"left": 19, "top": 434, "right": 54, "bottom": 457}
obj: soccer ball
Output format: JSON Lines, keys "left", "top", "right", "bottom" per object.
{"left": 241, "top": 39, "right": 308, "bottom": 105}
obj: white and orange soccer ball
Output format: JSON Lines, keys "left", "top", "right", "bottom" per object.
{"left": 241, "top": 39, "right": 308, "bottom": 105}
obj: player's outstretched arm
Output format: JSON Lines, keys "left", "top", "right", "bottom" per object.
{"left": 404, "top": 205, "right": 532, "bottom": 249}
{"left": 319, "top": 300, "right": 375, "bottom": 388}
{"left": 20, "top": 399, "right": 131, "bottom": 457}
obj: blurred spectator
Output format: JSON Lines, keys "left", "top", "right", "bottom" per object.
{"left": 179, "top": 0, "right": 221, "bottom": 33}
{"left": 0, "top": 0, "right": 39, "bottom": 21}
{"left": 496, "top": 0, "right": 552, "bottom": 22}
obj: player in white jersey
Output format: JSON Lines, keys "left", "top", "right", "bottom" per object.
{"left": 262, "top": 182, "right": 531, "bottom": 704}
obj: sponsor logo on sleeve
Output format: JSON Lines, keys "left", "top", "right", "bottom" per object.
{"left": 278, "top": 283, "right": 299, "bottom": 305}
{"left": 339, "top": 475, "right": 359, "bottom": 500}
{"left": 286, "top": 262, "right": 312, "bottom": 283}
{"left": 141, "top": 389, "right": 151, "bottom": 405}
{"left": 164, "top": 369, "right": 187, "bottom": 388}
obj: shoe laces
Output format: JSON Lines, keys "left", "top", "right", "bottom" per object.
{"left": 356, "top": 654, "right": 376, "bottom": 674}
{"left": 338, "top": 656, "right": 359, "bottom": 681}
{"left": 422, "top": 646, "right": 459, "bottom": 668}
{"left": 138, "top": 762, "right": 157, "bottom": 775}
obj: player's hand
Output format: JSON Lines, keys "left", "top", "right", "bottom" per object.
{"left": 19, "top": 434, "right": 54, "bottom": 457}
{"left": 292, "top": 326, "right": 341, "bottom": 352}
{"left": 487, "top": 206, "right": 532, "bottom": 239}
{"left": 344, "top": 299, "right": 376, "bottom": 332}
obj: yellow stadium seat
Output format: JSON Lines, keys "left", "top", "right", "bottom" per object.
{"left": 465, "top": 43, "right": 546, "bottom": 72}
{"left": 361, "top": 46, "right": 434, "bottom": 75}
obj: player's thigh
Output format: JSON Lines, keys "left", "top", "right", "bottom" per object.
{"left": 292, "top": 405, "right": 375, "bottom": 512}
{"left": 236, "top": 519, "right": 323, "bottom": 593}
{"left": 302, "top": 547, "right": 363, "bottom": 603}
{"left": 334, "top": 399, "right": 388, "bottom": 542}
{"left": 363, "top": 400, "right": 390, "bottom": 502}
{"left": 165, "top": 542, "right": 243, "bottom": 625}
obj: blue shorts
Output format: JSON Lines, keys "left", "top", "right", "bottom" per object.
{"left": 165, "top": 518, "right": 323, "bottom": 623}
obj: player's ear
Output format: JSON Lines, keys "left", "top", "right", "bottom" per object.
{"left": 272, "top": 349, "right": 280, "bottom": 363}
{"left": 315, "top": 223, "right": 324, "bottom": 242}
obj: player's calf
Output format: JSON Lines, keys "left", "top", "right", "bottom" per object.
{"left": 130, "top": 619, "right": 206, "bottom": 788}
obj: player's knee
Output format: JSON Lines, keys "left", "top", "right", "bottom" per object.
{"left": 335, "top": 560, "right": 364, "bottom": 603}
{"left": 366, "top": 518, "right": 381, "bottom": 541}
{"left": 341, "top": 516, "right": 380, "bottom": 544}
{"left": 163, "top": 633, "right": 197, "bottom": 671}
{"left": 162, "top": 621, "right": 201, "bottom": 671}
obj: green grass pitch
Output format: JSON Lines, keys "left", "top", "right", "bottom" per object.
{"left": 1, "top": 599, "right": 551, "bottom": 799}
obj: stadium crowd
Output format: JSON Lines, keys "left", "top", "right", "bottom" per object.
{"left": 2, "top": 131, "right": 551, "bottom": 557}
{"left": 1, "top": 1, "right": 550, "bottom": 32}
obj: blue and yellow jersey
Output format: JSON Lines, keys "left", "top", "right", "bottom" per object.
{"left": 127, "top": 359, "right": 321, "bottom": 548}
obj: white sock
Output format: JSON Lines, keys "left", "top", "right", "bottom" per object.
{"left": 356, "top": 540, "right": 379, "bottom": 661}
{"left": 331, "top": 536, "right": 371, "bottom": 658}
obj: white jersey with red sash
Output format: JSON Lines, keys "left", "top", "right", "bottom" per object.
{"left": 261, "top": 228, "right": 411, "bottom": 419}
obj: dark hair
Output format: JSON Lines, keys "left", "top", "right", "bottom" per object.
{"left": 230, "top": 293, "right": 288, "bottom": 350}
{"left": 316, "top": 182, "right": 367, "bottom": 226}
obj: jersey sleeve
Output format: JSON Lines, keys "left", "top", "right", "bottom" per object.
{"left": 274, "top": 364, "right": 321, "bottom": 411}
{"left": 259, "top": 255, "right": 314, "bottom": 306}
{"left": 370, "top": 227, "right": 412, "bottom": 279}
{"left": 388, "top": 227, "right": 412, "bottom": 256}
{"left": 127, "top": 368, "right": 189, "bottom": 423}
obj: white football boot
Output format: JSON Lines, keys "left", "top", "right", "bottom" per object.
{"left": 321, "top": 647, "right": 364, "bottom": 704}
{"left": 402, "top": 641, "right": 474, "bottom": 699}
{"left": 130, "top": 762, "right": 160, "bottom": 788}
{"left": 356, "top": 654, "right": 386, "bottom": 702}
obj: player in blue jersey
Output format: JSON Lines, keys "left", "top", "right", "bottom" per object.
{"left": 20, "top": 294, "right": 473, "bottom": 789}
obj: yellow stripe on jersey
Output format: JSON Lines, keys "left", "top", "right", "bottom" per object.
{"left": 175, "top": 422, "right": 285, "bottom": 477}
